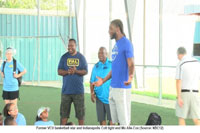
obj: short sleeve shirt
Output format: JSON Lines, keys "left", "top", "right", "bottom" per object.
{"left": 0, "top": 59, "right": 25, "bottom": 91}
{"left": 175, "top": 56, "right": 200, "bottom": 90}
{"left": 90, "top": 58, "right": 112, "bottom": 104}
{"left": 58, "top": 52, "right": 88, "bottom": 94}
{"left": 111, "top": 36, "right": 134, "bottom": 89}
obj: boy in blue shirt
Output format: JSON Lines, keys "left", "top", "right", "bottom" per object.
{"left": 93, "top": 19, "right": 135, "bottom": 125}
{"left": 90, "top": 47, "right": 112, "bottom": 125}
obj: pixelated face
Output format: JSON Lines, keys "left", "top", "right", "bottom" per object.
{"left": 177, "top": 54, "right": 184, "bottom": 61}
{"left": 8, "top": 104, "right": 18, "bottom": 117}
{"left": 68, "top": 41, "right": 76, "bottom": 55}
{"left": 40, "top": 109, "right": 49, "bottom": 120}
{"left": 109, "top": 24, "right": 117, "bottom": 40}
{"left": 98, "top": 48, "right": 107, "bottom": 63}
{"left": 5, "top": 50, "right": 13, "bottom": 60}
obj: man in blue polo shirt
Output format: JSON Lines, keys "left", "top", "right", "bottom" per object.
{"left": 90, "top": 47, "right": 112, "bottom": 125}
{"left": 58, "top": 39, "right": 88, "bottom": 125}
{"left": 93, "top": 19, "right": 135, "bottom": 125}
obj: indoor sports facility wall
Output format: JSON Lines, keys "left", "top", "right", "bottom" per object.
{"left": 0, "top": 10, "right": 78, "bottom": 81}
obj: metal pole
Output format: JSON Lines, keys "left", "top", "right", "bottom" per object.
{"left": 74, "top": 0, "right": 80, "bottom": 51}
{"left": 37, "top": 0, "right": 40, "bottom": 85}
{"left": 68, "top": 0, "right": 72, "bottom": 39}
{"left": 143, "top": 0, "right": 146, "bottom": 88}
{"left": 124, "top": 0, "right": 138, "bottom": 88}
{"left": 0, "top": 41, "right": 3, "bottom": 82}
{"left": 109, "top": 0, "right": 112, "bottom": 59}
{"left": 83, "top": 0, "right": 86, "bottom": 56}
{"left": 124, "top": 1, "right": 132, "bottom": 42}
{"left": 158, "top": 0, "right": 163, "bottom": 104}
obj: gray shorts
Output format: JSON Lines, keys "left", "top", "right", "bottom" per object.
{"left": 109, "top": 87, "right": 132, "bottom": 125}
{"left": 176, "top": 92, "right": 200, "bottom": 119}
{"left": 96, "top": 97, "right": 112, "bottom": 122}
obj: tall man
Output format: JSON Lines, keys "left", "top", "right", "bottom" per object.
{"left": 58, "top": 39, "right": 88, "bottom": 125}
{"left": 175, "top": 47, "right": 200, "bottom": 125}
{"left": 90, "top": 47, "right": 112, "bottom": 125}
{"left": 93, "top": 19, "right": 135, "bottom": 125}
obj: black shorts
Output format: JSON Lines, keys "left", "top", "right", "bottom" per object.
{"left": 2, "top": 90, "right": 19, "bottom": 100}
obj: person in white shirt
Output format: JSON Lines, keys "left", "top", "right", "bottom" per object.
{"left": 175, "top": 47, "right": 200, "bottom": 125}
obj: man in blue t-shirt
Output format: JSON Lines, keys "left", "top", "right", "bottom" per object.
{"left": 93, "top": 19, "right": 135, "bottom": 125}
{"left": 58, "top": 39, "right": 88, "bottom": 125}
{"left": 90, "top": 47, "right": 112, "bottom": 125}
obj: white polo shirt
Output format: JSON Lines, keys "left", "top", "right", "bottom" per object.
{"left": 176, "top": 55, "right": 200, "bottom": 91}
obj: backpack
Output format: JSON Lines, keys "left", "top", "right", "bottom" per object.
{"left": 2, "top": 58, "right": 22, "bottom": 87}
{"left": 145, "top": 112, "right": 162, "bottom": 125}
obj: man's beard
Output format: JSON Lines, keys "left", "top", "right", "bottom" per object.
{"left": 111, "top": 32, "right": 116, "bottom": 40}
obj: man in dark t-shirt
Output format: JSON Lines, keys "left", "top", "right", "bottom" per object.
{"left": 58, "top": 39, "right": 88, "bottom": 125}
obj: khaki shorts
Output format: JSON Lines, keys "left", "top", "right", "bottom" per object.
{"left": 176, "top": 92, "right": 200, "bottom": 119}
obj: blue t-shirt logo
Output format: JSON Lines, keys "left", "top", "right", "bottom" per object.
{"left": 67, "top": 58, "right": 79, "bottom": 66}
{"left": 58, "top": 52, "right": 88, "bottom": 95}
{"left": 112, "top": 44, "right": 118, "bottom": 61}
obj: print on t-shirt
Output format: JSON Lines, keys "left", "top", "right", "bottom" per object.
{"left": 9, "top": 65, "right": 13, "bottom": 68}
{"left": 112, "top": 44, "right": 118, "bottom": 62}
{"left": 67, "top": 58, "right": 79, "bottom": 67}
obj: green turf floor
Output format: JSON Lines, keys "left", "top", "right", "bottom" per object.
{"left": 0, "top": 85, "right": 194, "bottom": 125}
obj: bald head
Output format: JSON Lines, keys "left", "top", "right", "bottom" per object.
{"left": 99, "top": 47, "right": 107, "bottom": 52}
{"left": 98, "top": 47, "right": 107, "bottom": 63}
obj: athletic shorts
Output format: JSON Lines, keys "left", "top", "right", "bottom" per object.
{"left": 96, "top": 97, "right": 112, "bottom": 122}
{"left": 2, "top": 90, "right": 19, "bottom": 100}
